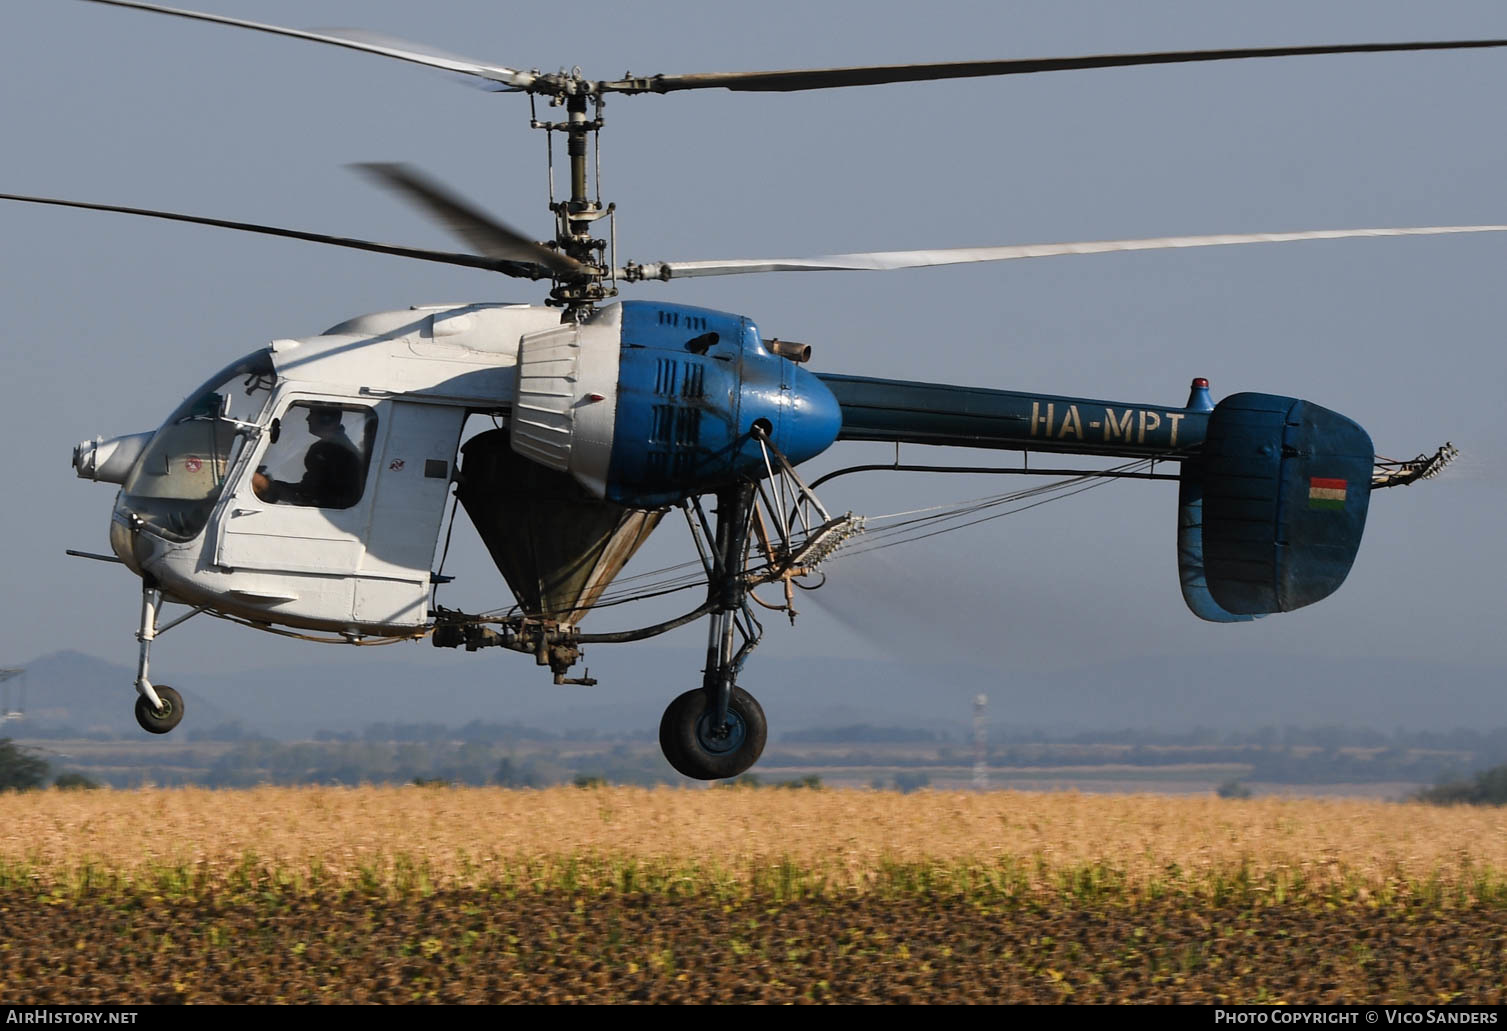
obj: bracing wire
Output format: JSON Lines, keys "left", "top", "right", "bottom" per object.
{"left": 833, "top": 456, "right": 1160, "bottom": 561}
{"left": 429, "top": 488, "right": 462, "bottom": 610}
{"left": 546, "top": 455, "right": 1168, "bottom": 614}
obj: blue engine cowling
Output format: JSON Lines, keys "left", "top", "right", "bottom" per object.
{"left": 603, "top": 302, "right": 842, "bottom": 507}
{"left": 1186, "top": 392, "right": 1374, "bottom": 616}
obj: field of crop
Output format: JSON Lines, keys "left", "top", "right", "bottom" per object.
{"left": 2, "top": 787, "right": 1505, "bottom": 1003}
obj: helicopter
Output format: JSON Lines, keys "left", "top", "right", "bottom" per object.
{"left": 4, "top": 0, "right": 1499, "bottom": 778}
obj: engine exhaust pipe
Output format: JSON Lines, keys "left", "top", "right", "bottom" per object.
{"left": 766, "top": 338, "right": 812, "bottom": 363}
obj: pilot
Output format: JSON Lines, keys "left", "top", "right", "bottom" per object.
{"left": 252, "top": 405, "right": 364, "bottom": 508}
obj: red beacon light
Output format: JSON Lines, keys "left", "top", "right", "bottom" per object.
{"left": 1186, "top": 377, "right": 1214, "bottom": 412}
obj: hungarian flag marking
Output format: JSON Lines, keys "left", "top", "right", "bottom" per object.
{"left": 1309, "top": 476, "right": 1347, "bottom": 511}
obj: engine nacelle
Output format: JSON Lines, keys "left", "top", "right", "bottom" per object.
{"left": 1185, "top": 392, "right": 1374, "bottom": 616}
{"left": 73, "top": 431, "right": 153, "bottom": 484}
{"left": 509, "top": 301, "right": 842, "bottom": 508}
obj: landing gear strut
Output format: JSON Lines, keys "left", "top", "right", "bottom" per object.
{"left": 131, "top": 579, "right": 201, "bottom": 735}
{"left": 660, "top": 482, "right": 768, "bottom": 780}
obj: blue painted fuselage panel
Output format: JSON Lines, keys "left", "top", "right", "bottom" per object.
{"left": 606, "top": 301, "right": 841, "bottom": 507}
{"left": 817, "top": 373, "right": 1211, "bottom": 458}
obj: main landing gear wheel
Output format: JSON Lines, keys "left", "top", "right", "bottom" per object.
{"left": 134, "top": 685, "right": 184, "bottom": 735}
{"left": 659, "top": 686, "right": 768, "bottom": 781}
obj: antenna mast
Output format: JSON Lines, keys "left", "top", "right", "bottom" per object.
{"left": 972, "top": 693, "right": 988, "bottom": 790}
{"left": 0, "top": 668, "right": 24, "bottom": 722}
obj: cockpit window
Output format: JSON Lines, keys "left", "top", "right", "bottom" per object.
{"left": 252, "top": 402, "right": 377, "bottom": 510}
{"left": 120, "top": 350, "right": 276, "bottom": 541}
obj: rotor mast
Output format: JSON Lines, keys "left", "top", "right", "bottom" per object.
{"left": 532, "top": 77, "right": 616, "bottom": 315}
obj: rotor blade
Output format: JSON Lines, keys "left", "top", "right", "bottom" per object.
{"left": 607, "top": 39, "right": 1507, "bottom": 94}
{"left": 306, "top": 28, "right": 519, "bottom": 93}
{"left": 0, "top": 192, "right": 551, "bottom": 278}
{"left": 81, "top": 0, "right": 536, "bottom": 90}
{"left": 623, "top": 225, "right": 1507, "bottom": 280}
{"left": 352, "top": 163, "right": 585, "bottom": 277}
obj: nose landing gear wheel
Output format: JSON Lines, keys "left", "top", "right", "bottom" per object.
{"left": 134, "top": 685, "right": 184, "bottom": 735}
{"left": 659, "top": 686, "right": 767, "bottom": 781}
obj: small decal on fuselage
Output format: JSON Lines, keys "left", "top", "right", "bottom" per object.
{"left": 1309, "top": 477, "right": 1347, "bottom": 510}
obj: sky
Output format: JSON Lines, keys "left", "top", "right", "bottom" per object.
{"left": 2, "top": 0, "right": 1505, "bottom": 730}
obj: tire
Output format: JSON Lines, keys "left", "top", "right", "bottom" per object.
{"left": 659, "top": 686, "right": 767, "bottom": 781}
{"left": 134, "top": 685, "right": 184, "bottom": 735}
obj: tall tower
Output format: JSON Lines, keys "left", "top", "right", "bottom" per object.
{"left": 0, "top": 668, "right": 24, "bottom": 721}
{"left": 972, "top": 693, "right": 988, "bottom": 790}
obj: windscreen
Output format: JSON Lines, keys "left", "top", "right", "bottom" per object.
{"left": 119, "top": 350, "right": 276, "bottom": 540}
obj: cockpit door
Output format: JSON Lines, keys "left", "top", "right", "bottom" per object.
{"left": 212, "top": 396, "right": 464, "bottom": 629}
{"left": 214, "top": 396, "right": 378, "bottom": 576}
{"left": 352, "top": 401, "right": 466, "bottom": 627}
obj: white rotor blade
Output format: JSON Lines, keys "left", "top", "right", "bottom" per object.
{"left": 624, "top": 225, "right": 1507, "bottom": 280}
{"left": 310, "top": 28, "right": 519, "bottom": 93}
{"left": 82, "top": 0, "right": 536, "bottom": 90}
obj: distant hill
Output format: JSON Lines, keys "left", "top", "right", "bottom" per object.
{"left": 8, "top": 645, "right": 1506, "bottom": 743}
{"left": 8, "top": 650, "right": 236, "bottom": 738}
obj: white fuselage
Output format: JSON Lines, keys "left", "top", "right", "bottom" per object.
{"left": 94, "top": 301, "right": 625, "bottom": 637}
